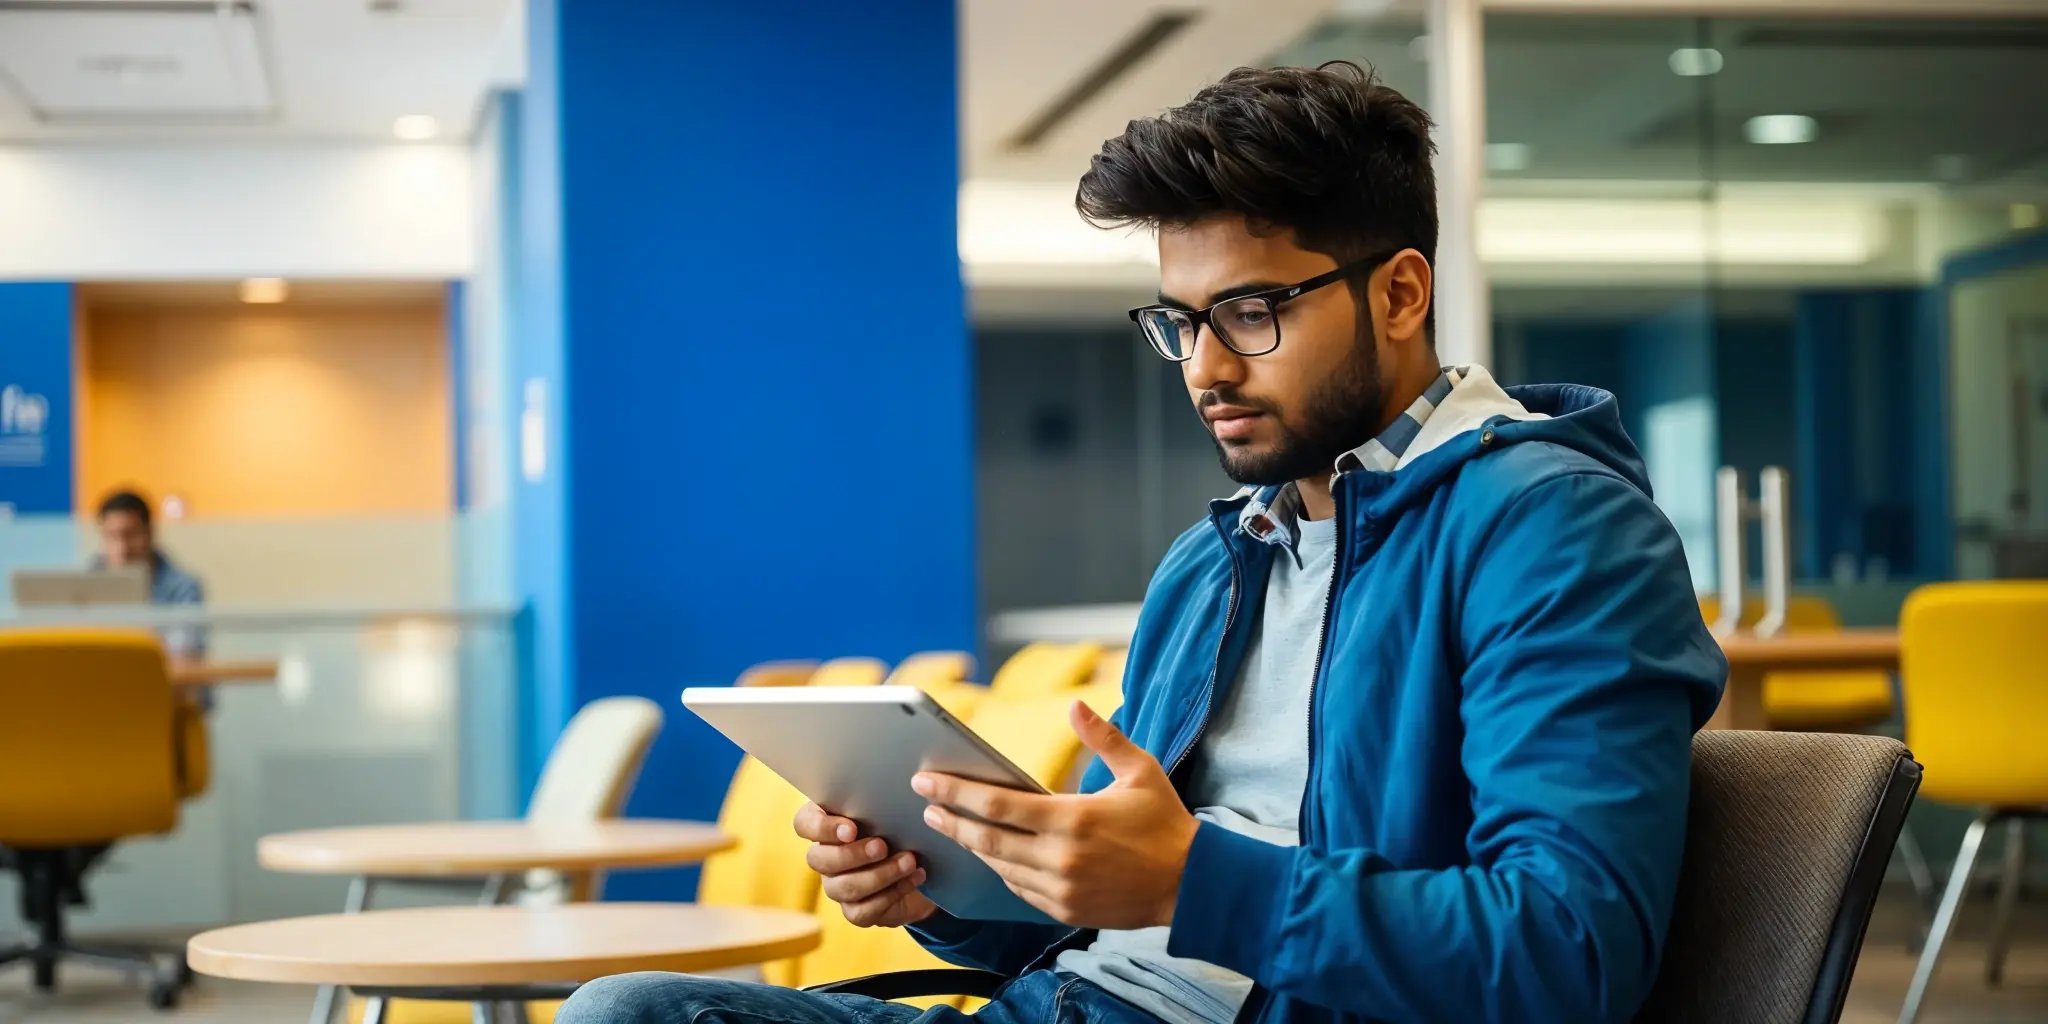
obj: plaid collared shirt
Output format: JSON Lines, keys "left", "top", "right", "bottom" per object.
{"left": 1239, "top": 366, "right": 1467, "bottom": 549}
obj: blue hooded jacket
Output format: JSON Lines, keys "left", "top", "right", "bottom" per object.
{"left": 913, "top": 378, "right": 1727, "bottom": 1024}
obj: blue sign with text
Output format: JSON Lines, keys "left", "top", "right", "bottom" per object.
{"left": 0, "top": 283, "right": 75, "bottom": 515}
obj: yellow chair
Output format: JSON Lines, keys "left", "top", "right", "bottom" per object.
{"left": 808, "top": 656, "right": 888, "bottom": 688}
{"left": 1699, "top": 594, "right": 1894, "bottom": 729}
{"left": 987, "top": 642, "right": 1102, "bottom": 698}
{"left": 1897, "top": 582, "right": 2048, "bottom": 1023}
{"left": 0, "top": 629, "right": 202, "bottom": 1010}
{"left": 886, "top": 651, "right": 976, "bottom": 690}
{"left": 699, "top": 755, "right": 823, "bottom": 987}
{"left": 738, "top": 660, "right": 820, "bottom": 687}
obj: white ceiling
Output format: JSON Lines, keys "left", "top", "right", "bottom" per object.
{"left": 0, "top": 0, "right": 517, "bottom": 141}
{"left": 960, "top": 0, "right": 1341, "bottom": 182}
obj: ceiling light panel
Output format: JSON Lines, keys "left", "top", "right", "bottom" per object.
{"left": 0, "top": 1, "right": 275, "bottom": 124}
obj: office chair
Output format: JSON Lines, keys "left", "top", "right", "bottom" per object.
{"left": 0, "top": 628, "right": 205, "bottom": 1010}
{"left": 797, "top": 732, "right": 1919, "bottom": 1024}
{"left": 1896, "top": 582, "right": 2048, "bottom": 1024}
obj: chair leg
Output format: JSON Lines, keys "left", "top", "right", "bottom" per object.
{"left": 1898, "top": 826, "right": 1938, "bottom": 953}
{"left": 1901, "top": 813, "right": 1995, "bottom": 1024}
{"left": 1987, "top": 819, "right": 2029, "bottom": 986}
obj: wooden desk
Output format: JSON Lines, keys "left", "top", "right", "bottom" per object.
{"left": 259, "top": 819, "right": 734, "bottom": 877}
{"left": 169, "top": 659, "right": 279, "bottom": 688}
{"left": 1711, "top": 628, "right": 1901, "bottom": 730}
{"left": 188, "top": 903, "right": 819, "bottom": 1016}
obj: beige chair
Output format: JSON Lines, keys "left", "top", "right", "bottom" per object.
{"left": 521, "top": 695, "right": 666, "bottom": 902}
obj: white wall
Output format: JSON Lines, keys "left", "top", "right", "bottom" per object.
{"left": 0, "top": 142, "right": 473, "bottom": 280}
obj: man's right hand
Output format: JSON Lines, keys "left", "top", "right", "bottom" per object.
{"left": 795, "top": 801, "right": 937, "bottom": 928}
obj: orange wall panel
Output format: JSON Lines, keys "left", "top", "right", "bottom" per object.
{"left": 77, "top": 303, "right": 451, "bottom": 518}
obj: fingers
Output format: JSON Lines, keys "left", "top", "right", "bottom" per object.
{"left": 793, "top": 802, "right": 860, "bottom": 844}
{"left": 805, "top": 835, "right": 894, "bottom": 876}
{"left": 912, "top": 773, "right": 1058, "bottom": 832}
{"left": 821, "top": 849, "right": 922, "bottom": 906}
{"left": 839, "top": 873, "right": 930, "bottom": 928}
{"left": 1070, "top": 702, "right": 1155, "bottom": 780}
{"left": 923, "top": 803, "right": 1057, "bottom": 872}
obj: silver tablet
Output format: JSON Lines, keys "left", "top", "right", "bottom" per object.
{"left": 683, "top": 685, "right": 1053, "bottom": 924}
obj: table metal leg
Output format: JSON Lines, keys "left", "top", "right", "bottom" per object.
{"left": 479, "top": 873, "right": 511, "bottom": 906}
{"left": 361, "top": 996, "right": 388, "bottom": 1024}
{"left": 309, "top": 876, "right": 376, "bottom": 1024}
{"left": 473, "top": 1001, "right": 494, "bottom": 1024}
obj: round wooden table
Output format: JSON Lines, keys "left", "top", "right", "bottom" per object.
{"left": 1712, "top": 627, "right": 1901, "bottom": 730}
{"left": 259, "top": 820, "right": 733, "bottom": 877}
{"left": 261, "top": 820, "right": 733, "bottom": 1024}
{"left": 188, "top": 903, "right": 819, "bottom": 1022}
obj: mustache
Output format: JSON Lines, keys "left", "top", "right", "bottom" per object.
{"left": 1198, "top": 389, "right": 1279, "bottom": 415}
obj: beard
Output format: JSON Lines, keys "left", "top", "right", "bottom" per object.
{"left": 1207, "top": 322, "right": 1387, "bottom": 487}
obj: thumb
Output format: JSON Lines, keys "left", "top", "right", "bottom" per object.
{"left": 1072, "top": 700, "right": 1157, "bottom": 783}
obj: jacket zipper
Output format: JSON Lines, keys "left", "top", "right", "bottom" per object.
{"left": 1168, "top": 521, "right": 1247, "bottom": 780}
{"left": 1299, "top": 492, "right": 1346, "bottom": 846}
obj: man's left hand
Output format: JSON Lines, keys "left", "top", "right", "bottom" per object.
{"left": 914, "top": 700, "right": 1198, "bottom": 930}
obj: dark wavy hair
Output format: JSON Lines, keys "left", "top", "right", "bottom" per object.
{"left": 1075, "top": 60, "right": 1437, "bottom": 333}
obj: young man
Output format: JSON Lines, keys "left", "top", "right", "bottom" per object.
{"left": 94, "top": 489, "right": 207, "bottom": 660}
{"left": 562, "top": 63, "right": 1724, "bottom": 1024}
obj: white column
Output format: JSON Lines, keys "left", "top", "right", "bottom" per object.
{"left": 1427, "top": 0, "right": 1491, "bottom": 367}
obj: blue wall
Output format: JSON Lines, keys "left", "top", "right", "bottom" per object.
{"left": 517, "top": 0, "right": 972, "bottom": 898}
{"left": 0, "top": 283, "right": 75, "bottom": 515}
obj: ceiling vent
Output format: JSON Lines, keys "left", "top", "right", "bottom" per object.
{"left": 0, "top": 1, "right": 276, "bottom": 125}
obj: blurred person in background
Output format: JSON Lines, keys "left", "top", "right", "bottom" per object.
{"left": 563, "top": 62, "right": 1724, "bottom": 1024}
{"left": 94, "top": 488, "right": 207, "bottom": 662}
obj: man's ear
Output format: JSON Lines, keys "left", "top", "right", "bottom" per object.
{"left": 1380, "top": 249, "right": 1433, "bottom": 347}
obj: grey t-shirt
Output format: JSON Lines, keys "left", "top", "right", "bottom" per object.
{"left": 1057, "top": 514, "right": 1334, "bottom": 1024}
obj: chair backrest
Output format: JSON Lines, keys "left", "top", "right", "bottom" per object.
{"left": 807, "top": 656, "right": 888, "bottom": 688}
{"left": 0, "top": 628, "right": 180, "bottom": 846}
{"left": 1698, "top": 594, "right": 1842, "bottom": 633}
{"left": 1637, "top": 731, "right": 1918, "bottom": 1024}
{"left": 737, "top": 660, "right": 819, "bottom": 688}
{"left": 885, "top": 651, "right": 976, "bottom": 690}
{"left": 526, "top": 696, "right": 664, "bottom": 823}
{"left": 1898, "top": 581, "right": 2048, "bottom": 806}
{"left": 987, "top": 642, "right": 1102, "bottom": 697}
{"left": 966, "top": 681, "right": 1125, "bottom": 792}
{"left": 699, "top": 753, "right": 822, "bottom": 985}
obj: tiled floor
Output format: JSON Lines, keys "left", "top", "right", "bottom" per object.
{"left": 4, "top": 890, "right": 2047, "bottom": 1022}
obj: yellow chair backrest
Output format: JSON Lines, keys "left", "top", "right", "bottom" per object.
{"left": 809, "top": 656, "right": 888, "bottom": 688}
{"left": 988, "top": 642, "right": 1102, "bottom": 697}
{"left": 698, "top": 753, "right": 821, "bottom": 986}
{"left": 738, "top": 660, "right": 819, "bottom": 687}
{"left": 887, "top": 651, "right": 976, "bottom": 690}
{"left": 1698, "top": 594, "right": 1843, "bottom": 633}
{"left": 1900, "top": 582, "right": 2048, "bottom": 807}
{"left": 0, "top": 629, "right": 181, "bottom": 846}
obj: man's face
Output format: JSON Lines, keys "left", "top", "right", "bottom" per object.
{"left": 98, "top": 511, "right": 152, "bottom": 568}
{"left": 1157, "top": 215, "right": 1388, "bottom": 486}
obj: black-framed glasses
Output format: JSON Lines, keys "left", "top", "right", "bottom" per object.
{"left": 1127, "top": 249, "right": 1401, "bottom": 363}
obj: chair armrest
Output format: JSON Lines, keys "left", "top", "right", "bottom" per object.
{"left": 802, "top": 969, "right": 1010, "bottom": 1000}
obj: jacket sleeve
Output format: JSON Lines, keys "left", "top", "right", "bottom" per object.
{"left": 905, "top": 912, "right": 1071, "bottom": 974}
{"left": 1164, "top": 471, "right": 1726, "bottom": 1023}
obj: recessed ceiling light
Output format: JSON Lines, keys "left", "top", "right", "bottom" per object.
{"left": 1486, "top": 142, "right": 1532, "bottom": 173}
{"left": 240, "top": 278, "right": 288, "bottom": 304}
{"left": 392, "top": 114, "right": 439, "bottom": 141}
{"left": 1668, "top": 48, "right": 1724, "bottom": 77}
{"left": 1933, "top": 153, "right": 1972, "bottom": 182}
{"left": 1744, "top": 114, "right": 1817, "bottom": 145}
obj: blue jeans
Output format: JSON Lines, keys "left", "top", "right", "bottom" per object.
{"left": 555, "top": 969, "right": 1159, "bottom": 1024}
